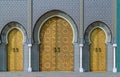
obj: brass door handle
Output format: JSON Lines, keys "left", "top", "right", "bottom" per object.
{"left": 99, "top": 48, "right": 101, "bottom": 52}
{"left": 13, "top": 48, "right": 15, "bottom": 52}
{"left": 13, "top": 48, "right": 19, "bottom": 52}
{"left": 58, "top": 47, "right": 60, "bottom": 52}
{"left": 96, "top": 48, "right": 98, "bottom": 52}
{"left": 96, "top": 48, "right": 101, "bottom": 52}
{"left": 54, "top": 47, "right": 57, "bottom": 52}
{"left": 16, "top": 48, "right": 19, "bottom": 52}
{"left": 54, "top": 47, "right": 60, "bottom": 52}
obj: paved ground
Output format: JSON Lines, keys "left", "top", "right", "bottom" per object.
{"left": 0, "top": 72, "right": 119, "bottom": 77}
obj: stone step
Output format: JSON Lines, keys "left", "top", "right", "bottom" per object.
{"left": 0, "top": 72, "right": 119, "bottom": 77}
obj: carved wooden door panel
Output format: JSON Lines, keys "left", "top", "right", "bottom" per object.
{"left": 40, "top": 17, "right": 56, "bottom": 71}
{"left": 56, "top": 17, "right": 73, "bottom": 71}
{"left": 40, "top": 17, "right": 73, "bottom": 71}
{"left": 90, "top": 28, "right": 106, "bottom": 72}
{"left": 98, "top": 28, "right": 106, "bottom": 71}
{"left": 7, "top": 29, "right": 23, "bottom": 71}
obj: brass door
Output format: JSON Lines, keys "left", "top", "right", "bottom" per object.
{"left": 40, "top": 17, "right": 73, "bottom": 71}
{"left": 90, "top": 28, "right": 106, "bottom": 72}
{"left": 7, "top": 29, "right": 23, "bottom": 71}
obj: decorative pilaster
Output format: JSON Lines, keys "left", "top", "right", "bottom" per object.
{"left": 113, "top": 44, "right": 117, "bottom": 73}
{"left": 113, "top": 0, "right": 117, "bottom": 73}
{"left": 28, "top": 44, "right": 32, "bottom": 72}
{"left": 79, "top": 44, "right": 84, "bottom": 72}
{"left": 27, "top": 0, "right": 32, "bottom": 72}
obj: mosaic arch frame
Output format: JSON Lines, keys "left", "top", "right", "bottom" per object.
{"left": 33, "top": 10, "right": 79, "bottom": 71}
{"left": 33, "top": 10, "right": 78, "bottom": 44}
{"left": 1, "top": 22, "right": 27, "bottom": 44}
{"left": 83, "top": 21, "right": 112, "bottom": 72}
{"left": 85, "top": 21, "right": 112, "bottom": 44}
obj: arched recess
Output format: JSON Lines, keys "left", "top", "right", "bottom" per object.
{"left": 0, "top": 21, "right": 27, "bottom": 71}
{"left": 32, "top": 10, "right": 79, "bottom": 71}
{"left": 90, "top": 28, "right": 106, "bottom": 72}
{"left": 83, "top": 21, "right": 112, "bottom": 72}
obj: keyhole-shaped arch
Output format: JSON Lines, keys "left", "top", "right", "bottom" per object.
{"left": 83, "top": 21, "right": 112, "bottom": 72}
{"left": 0, "top": 21, "right": 28, "bottom": 71}
{"left": 33, "top": 10, "right": 78, "bottom": 44}
{"left": 85, "top": 21, "right": 112, "bottom": 44}
{"left": 1, "top": 22, "right": 27, "bottom": 44}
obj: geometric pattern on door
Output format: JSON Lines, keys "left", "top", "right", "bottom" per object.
{"left": 90, "top": 28, "right": 106, "bottom": 72}
{"left": 7, "top": 28, "right": 23, "bottom": 71}
{"left": 40, "top": 17, "right": 73, "bottom": 71}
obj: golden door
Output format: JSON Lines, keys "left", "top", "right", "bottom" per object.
{"left": 7, "top": 29, "right": 23, "bottom": 71}
{"left": 90, "top": 28, "right": 106, "bottom": 72}
{"left": 40, "top": 17, "right": 73, "bottom": 71}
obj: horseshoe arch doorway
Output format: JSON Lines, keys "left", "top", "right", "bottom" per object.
{"left": 39, "top": 17, "right": 74, "bottom": 71}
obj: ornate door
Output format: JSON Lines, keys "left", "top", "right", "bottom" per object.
{"left": 90, "top": 28, "right": 106, "bottom": 72}
{"left": 40, "top": 17, "right": 73, "bottom": 71}
{"left": 7, "top": 29, "right": 23, "bottom": 71}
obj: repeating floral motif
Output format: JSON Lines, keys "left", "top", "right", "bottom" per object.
{"left": 40, "top": 17, "right": 73, "bottom": 71}
{"left": 90, "top": 28, "right": 106, "bottom": 72}
{"left": 7, "top": 29, "right": 23, "bottom": 71}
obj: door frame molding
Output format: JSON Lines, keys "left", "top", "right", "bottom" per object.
{"left": 33, "top": 10, "right": 79, "bottom": 72}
